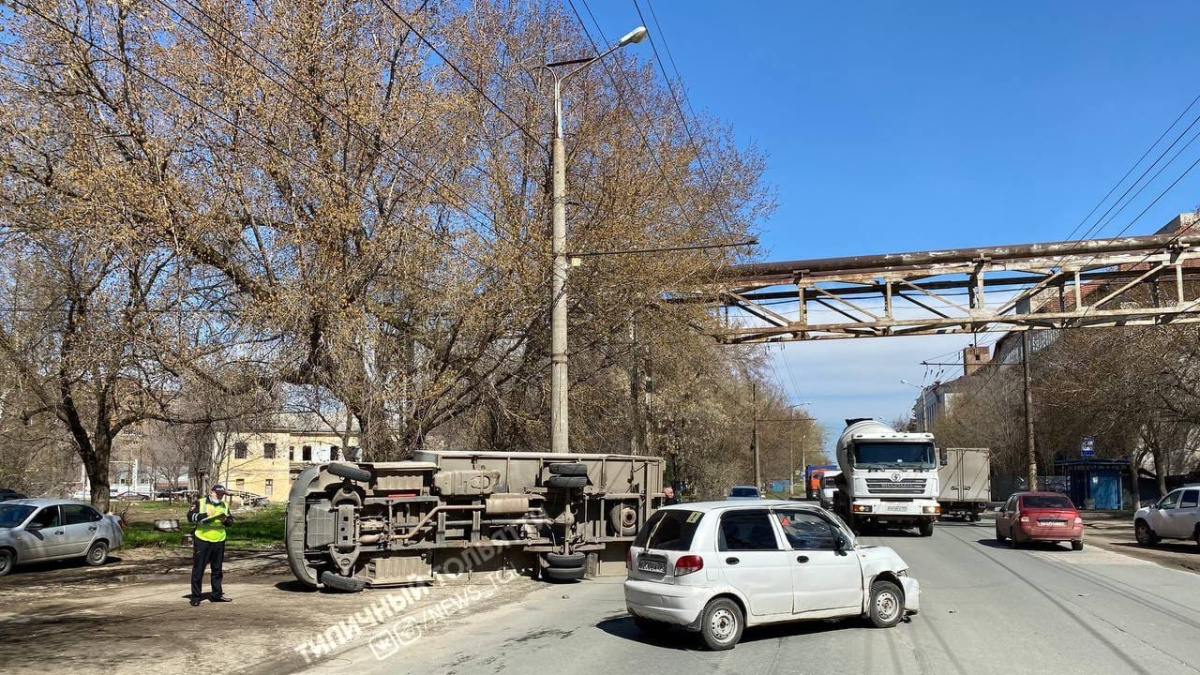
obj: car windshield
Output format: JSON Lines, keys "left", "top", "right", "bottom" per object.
{"left": 823, "top": 477, "right": 838, "bottom": 487}
{"left": 1022, "top": 495, "right": 1074, "bottom": 509}
{"left": 0, "top": 504, "right": 35, "bottom": 528}
{"left": 633, "top": 510, "right": 703, "bottom": 551}
{"left": 852, "top": 442, "right": 936, "bottom": 468}
{"left": 730, "top": 487, "right": 758, "bottom": 497}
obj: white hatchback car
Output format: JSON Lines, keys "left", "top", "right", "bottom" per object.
{"left": 624, "top": 500, "right": 919, "bottom": 650}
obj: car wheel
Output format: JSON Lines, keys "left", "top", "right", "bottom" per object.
{"left": 1135, "top": 520, "right": 1158, "bottom": 547}
{"left": 85, "top": 541, "right": 109, "bottom": 567}
{"left": 548, "top": 463, "right": 588, "bottom": 477}
{"left": 0, "top": 549, "right": 13, "bottom": 577}
{"left": 544, "top": 475, "right": 588, "bottom": 490}
{"left": 633, "top": 616, "right": 671, "bottom": 637}
{"left": 319, "top": 570, "right": 367, "bottom": 593}
{"left": 544, "top": 552, "right": 586, "bottom": 569}
{"left": 996, "top": 527, "right": 1007, "bottom": 542}
{"left": 1071, "top": 540, "right": 1084, "bottom": 551}
{"left": 868, "top": 579, "right": 904, "bottom": 628}
{"left": 542, "top": 565, "right": 586, "bottom": 583}
{"left": 918, "top": 520, "right": 935, "bottom": 537}
{"left": 699, "top": 598, "right": 743, "bottom": 651}
{"left": 326, "top": 462, "right": 373, "bottom": 483}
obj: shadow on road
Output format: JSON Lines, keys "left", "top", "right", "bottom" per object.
{"left": 1108, "top": 541, "right": 1199, "bottom": 555}
{"left": 974, "top": 538, "right": 1078, "bottom": 552}
{"left": 597, "top": 613, "right": 868, "bottom": 650}
{"left": 274, "top": 579, "right": 319, "bottom": 593}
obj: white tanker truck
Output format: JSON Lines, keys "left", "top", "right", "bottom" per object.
{"left": 831, "top": 418, "right": 940, "bottom": 536}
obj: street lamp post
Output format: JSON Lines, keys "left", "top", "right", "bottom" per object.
{"left": 543, "top": 26, "right": 648, "bottom": 454}
{"left": 901, "top": 379, "right": 929, "bottom": 432}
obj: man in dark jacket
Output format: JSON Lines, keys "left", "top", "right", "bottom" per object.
{"left": 663, "top": 486, "right": 680, "bottom": 506}
{"left": 188, "top": 484, "right": 234, "bottom": 606}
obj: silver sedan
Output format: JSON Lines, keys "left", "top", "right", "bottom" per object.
{"left": 0, "top": 499, "right": 124, "bottom": 576}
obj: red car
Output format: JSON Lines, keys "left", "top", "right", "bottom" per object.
{"left": 995, "top": 492, "right": 1084, "bottom": 550}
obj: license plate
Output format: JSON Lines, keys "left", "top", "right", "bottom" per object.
{"left": 886, "top": 504, "right": 909, "bottom": 513}
{"left": 637, "top": 558, "right": 666, "bottom": 573}
{"left": 1040, "top": 520, "right": 1065, "bottom": 526}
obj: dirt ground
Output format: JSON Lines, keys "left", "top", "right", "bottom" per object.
{"left": 0, "top": 545, "right": 538, "bottom": 675}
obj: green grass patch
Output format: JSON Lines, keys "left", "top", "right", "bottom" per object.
{"left": 122, "top": 504, "right": 285, "bottom": 550}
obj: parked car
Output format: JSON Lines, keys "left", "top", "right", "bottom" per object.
{"left": 0, "top": 499, "right": 124, "bottom": 576}
{"left": 0, "top": 489, "right": 27, "bottom": 503}
{"left": 1134, "top": 484, "right": 1200, "bottom": 547}
{"left": 624, "top": 500, "right": 919, "bottom": 650}
{"left": 113, "top": 491, "right": 152, "bottom": 501}
{"left": 726, "top": 485, "right": 761, "bottom": 500}
{"left": 994, "top": 492, "right": 1084, "bottom": 550}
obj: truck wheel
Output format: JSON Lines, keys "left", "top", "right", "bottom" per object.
{"left": 319, "top": 570, "right": 367, "bottom": 593}
{"left": 548, "top": 463, "right": 587, "bottom": 477}
{"left": 868, "top": 580, "right": 904, "bottom": 628}
{"left": 543, "top": 565, "right": 586, "bottom": 583}
{"left": 326, "top": 462, "right": 373, "bottom": 483}
{"left": 545, "top": 475, "right": 588, "bottom": 490}
{"left": 699, "top": 597, "right": 743, "bottom": 650}
{"left": 544, "top": 552, "right": 586, "bottom": 568}
{"left": 918, "top": 520, "right": 934, "bottom": 537}
{"left": 609, "top": 504, "right": 638, "bottom": 536}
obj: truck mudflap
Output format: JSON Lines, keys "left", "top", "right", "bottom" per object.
{"left": 286, "top": 465, "right": 323, "bottom": 588}
{"left": 901, "top": 577, "right": 920, "bottom": 615}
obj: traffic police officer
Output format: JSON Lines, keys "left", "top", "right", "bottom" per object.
{"left": 188, "top": 483, "right": 234, "bottom": 606}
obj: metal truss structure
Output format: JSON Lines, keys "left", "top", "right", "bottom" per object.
{"left": 687, "top": 233, "right": 1200, "bottom": 343}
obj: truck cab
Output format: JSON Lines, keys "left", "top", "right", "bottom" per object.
{"left": 832, "top": 419, "right": 940, "bottom": 536}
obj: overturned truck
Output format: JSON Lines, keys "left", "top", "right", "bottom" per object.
{"left": 286, "top": 451, "right": 665, "bottom": 591}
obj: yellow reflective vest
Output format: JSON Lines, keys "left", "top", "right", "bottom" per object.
{"left": 195, "top": 499, "right": 230, "bottom": 543}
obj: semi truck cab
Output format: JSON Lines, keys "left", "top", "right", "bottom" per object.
{"left": 833, "top": 419, "right": 940, "bottom": 537}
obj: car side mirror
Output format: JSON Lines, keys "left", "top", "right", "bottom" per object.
{"left": 834, "top": 534, "right": 851, "bottom": 555}
{"left": 1150, "top": 503, "right": 1159, "bottom": 510}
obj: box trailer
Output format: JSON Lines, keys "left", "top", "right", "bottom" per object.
{"left": 285, "top": 450, "right": 664, "bottom": 591}
{"left": 937, "top": 448, "right": 991, "bottom": 521}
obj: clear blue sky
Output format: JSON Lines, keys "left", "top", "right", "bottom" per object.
{"left": 585, "top": 1, "right": 1200, "bottom": 441}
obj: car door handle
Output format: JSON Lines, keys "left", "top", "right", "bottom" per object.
{"left": 725, "top": 557, "right": 740, "bottom": 565}
{"left": 88, "top": 526, "right": 98, "bottom": 531}
{"left": 796, "top": 556, "right": 809, "bottom": 563}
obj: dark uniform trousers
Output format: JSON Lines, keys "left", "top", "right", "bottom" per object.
{"left": 191, "top": 538, "right": 225, "bottom": 599}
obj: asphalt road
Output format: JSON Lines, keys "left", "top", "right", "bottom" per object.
{"left": 298, "top": 521, "right": 1200, "bottom": 675}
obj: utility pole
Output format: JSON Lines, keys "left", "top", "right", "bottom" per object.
{"left": 543, "top": 26, "right": 648, "bottom": 455}
{"left": 752, "top": 382, "right": 761, "bottom": 490}
{"left": 1023, "top": 331, "right": 1037, "bottom": 490}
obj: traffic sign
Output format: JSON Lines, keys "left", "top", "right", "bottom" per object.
{"left": 1081, "top": 437, "right": 1095, "bottom": 457}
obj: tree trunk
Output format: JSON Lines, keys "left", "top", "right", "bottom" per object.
{"left": 84, "top": 435, "right": 113, "bottom": 512}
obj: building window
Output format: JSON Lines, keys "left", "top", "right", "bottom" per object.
{"left": 288, "top": 446, "right": 295, "bottom": 461}
{"left": 235, "top": 478, "right": 245, "bottom": 492}
{"left": 264, "top": 479, "right": 273, "bottom": 496}
{"left": 263, "top": 443, "right": 277, "bottom": 460}
{"left": 302, "top": 446, "right": 312, "bottom": 462}
{"left": 234, "top": 441, "right": 248, "bottom": 460}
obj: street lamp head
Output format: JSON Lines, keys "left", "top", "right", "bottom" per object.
{"left": 618, "top": 26, "right": 649, "bottom": 46}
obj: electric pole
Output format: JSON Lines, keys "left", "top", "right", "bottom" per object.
{"left": 1023, "top": 331, "right": 1037, "bottom": 490}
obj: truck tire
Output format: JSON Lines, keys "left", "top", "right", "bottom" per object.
{"left": 545, "top": 475, "right": 588, "bottom": 490}
{"left": 609, "top": 504, "right": 638, "bottom": 536}
{"left": 326, "top": 462, "right": 373, "bottom": 483}
{"left": 868, "top": 580, "right": 904, "bottom": 628}
{"left": 544, "top": 552, "right": 586, "bottom": 569}
{"left": 699, "top": 597, "right": 743, "bottom": 650}
{"left": 918, "top": 520, "right": 935, "bottom": 537}
{"left": 543, "top": 565, "right": 586, "bottom": 582}
{"left": 320, "top": 570, "right": 367, "bottom": 593}
{"left": 548, "top": 463, "right": 588, "bottom": 477}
